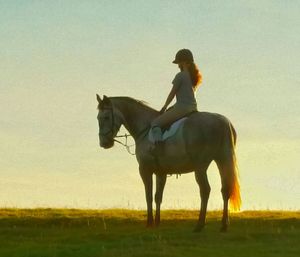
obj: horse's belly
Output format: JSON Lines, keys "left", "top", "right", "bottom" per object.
{"left": 159, "top": 159, "right": 194, "bottom": 174}
{"left": 158, "top": 142, "right": 194, "bottom": 174}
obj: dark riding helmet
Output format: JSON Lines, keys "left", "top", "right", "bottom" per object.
{"left": 172, "top": 49, "right": 194, "bottom": 64}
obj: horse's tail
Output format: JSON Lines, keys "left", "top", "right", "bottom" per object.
{"left": 228, "top": 123, "right": 241, "bottom": 212}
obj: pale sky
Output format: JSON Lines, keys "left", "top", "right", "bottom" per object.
{"left": 0, "top": 1, "right": 299, "bottom": 210}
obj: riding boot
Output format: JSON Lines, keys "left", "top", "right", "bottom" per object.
{"left": 151, "top": 126, "right": 163, "bottom": 142}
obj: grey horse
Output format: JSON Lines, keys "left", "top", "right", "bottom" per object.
{"left": 96, "top": 94, "right": 241, "bottom": 232}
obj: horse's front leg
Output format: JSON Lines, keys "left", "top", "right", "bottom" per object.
{"left": 155, "top": 174, "right": 167, "bottom": 226}
{"left": 139, "top": 167, "right": 154, "bottom": 227}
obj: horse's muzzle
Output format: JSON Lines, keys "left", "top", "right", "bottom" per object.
{"left": 100, "top": 140, "right": 114, "bottom": 149}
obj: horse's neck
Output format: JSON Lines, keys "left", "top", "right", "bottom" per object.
{"left": 112, "top": 98, "right": 158, "bottom": 140}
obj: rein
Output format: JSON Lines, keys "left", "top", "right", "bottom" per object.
{"left": 114, "top": 132, "right": 181, "bottom": 179}
{"left": 114, "top": 134, "right": 135, "bottom": 155}
{"left": 114, "top": 126, "right": 150, "bottom": 156}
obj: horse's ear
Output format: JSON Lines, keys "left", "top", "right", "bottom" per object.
{"left": 103, "top": 95, "right": 111, "bottom": 105}
{"left": 96, "top": 94, "right": 102, "bottom": 103}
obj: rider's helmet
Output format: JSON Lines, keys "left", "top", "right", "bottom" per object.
{"left": 172, "top": 49, "right": 194, "bottom": 64}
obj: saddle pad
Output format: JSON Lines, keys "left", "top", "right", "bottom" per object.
{"left": 148, "top": 117, "right": 187, "bottom": 143}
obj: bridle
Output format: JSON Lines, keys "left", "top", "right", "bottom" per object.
{"left": 99, "top": 107, "right": 120, "bottom": 138}
{"left": 99, "top": 106, "right": 149, "bottom": 156}
{"left": 99, "top": 106, "right": 136, "bottom": 155}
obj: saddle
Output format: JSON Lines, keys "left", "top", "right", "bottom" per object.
{"left": 148, "top": 111, "right": 196, "bottom": 143}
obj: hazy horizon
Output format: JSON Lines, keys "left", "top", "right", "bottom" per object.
{"left": 0, "top": 1, "right": 299, "bottom": 210}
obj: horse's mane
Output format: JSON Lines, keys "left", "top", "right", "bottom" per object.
{"left": 109, "top": 96, "right": 158, "bottom": 113}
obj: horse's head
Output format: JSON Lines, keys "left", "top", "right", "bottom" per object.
{"left": 96, "top": 94, "right": 122, "bottom": 149}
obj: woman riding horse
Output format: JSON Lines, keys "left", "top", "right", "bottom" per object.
{"left": 151, "top": 49, "right": 202, "bottom": 153}
{"left": 96, "top": 49, "right": 241, "bottom": 232}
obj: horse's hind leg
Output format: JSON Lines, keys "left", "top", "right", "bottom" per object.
{"left": 216, "top": 160, "right": 231, "bottom": 232}
{"left": 154, "top": 174, "right": 167, "bottom": 226}
{"left": 194, "top": 162, "right": 211, "bottom": 232}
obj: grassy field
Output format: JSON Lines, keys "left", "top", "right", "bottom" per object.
{"left": 0, "top": 209, "right": 299, "bottom": 257}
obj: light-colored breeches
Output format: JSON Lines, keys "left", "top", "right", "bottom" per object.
{"left": 151, "top": 104, "right": 197, "bottom": 128}
{"left": 150, "top": 104, "right": 197, "bottom": 142}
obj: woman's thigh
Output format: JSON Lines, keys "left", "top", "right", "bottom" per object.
{"left": 151, "top": 105, "right": 190, "bottom": 128}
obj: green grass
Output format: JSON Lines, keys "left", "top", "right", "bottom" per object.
{"left": 0, "top": 209, "right": 299, "bottom": 257}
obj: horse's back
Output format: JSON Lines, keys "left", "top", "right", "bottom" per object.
{"left": 184, "top": 111, "right": 232, "bottom": 135}
{"left": 189, "top": 111, "right": 230, "bottom": 123}
{"left": 181, "top": 111, "right": 234, "bottom": 160}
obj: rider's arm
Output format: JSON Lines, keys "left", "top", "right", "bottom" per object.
{"left": 161, "top": 84, "right": 177, "bottom": 112}
{"left": 160, "top": 72, "right": 182, "bottom": 113}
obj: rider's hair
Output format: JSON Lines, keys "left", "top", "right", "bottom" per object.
{"left": 188, "top": 62, "right": 202, "bottom": 90}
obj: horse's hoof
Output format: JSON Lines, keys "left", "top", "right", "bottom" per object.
{"left": 193, "top": 225, "right": 204, "bottom": 233}
{"left": 220, "top": 226, "right": 228, "bottom": 233}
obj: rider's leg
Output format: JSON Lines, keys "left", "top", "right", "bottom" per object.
{"left": 150, "top": 105, "right": 196, "bottom": 156}
{"left": 151, "top": 126, "right": 163, "bottom": 143}
{"left": 151, "top": 104, "right": 194, "bottom": 133}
